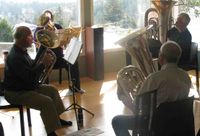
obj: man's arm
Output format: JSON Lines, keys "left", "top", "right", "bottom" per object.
{"left": 137, "top": 73, "right": 158, "bottom": 95}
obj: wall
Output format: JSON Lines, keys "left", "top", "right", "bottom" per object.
{"left": 49, "top": 48, "right": 127, "bottom": 82}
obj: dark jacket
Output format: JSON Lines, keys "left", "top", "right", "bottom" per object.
{"left": 3, "top": 45, "right": 45, "bottom": 91}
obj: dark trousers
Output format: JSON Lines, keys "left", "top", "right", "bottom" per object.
{"left": 54, "top": 58, "right": 81, "bottom": 90}
{"left": 0, "top": 122, "right": 4, "bottom": 136}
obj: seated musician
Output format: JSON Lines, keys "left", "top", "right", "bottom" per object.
{"left": 112, "top": 41, "right": 191, "bottom": 136}
{"left": 3, "top": 26, "right": 73, "bottom": 136}
{"left": 34, "top": 10, "right": 85, "bottom": 93}
{"left": 167, "top": 13, "right": 191, "bottom": 66}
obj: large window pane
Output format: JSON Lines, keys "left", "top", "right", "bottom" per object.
{"left": 0, "top": 0, "right": 80, "bottom": 59}
{"left": 0, "top": 0, "right": 80, "bottom": 41}
{"left": 94, "top": 0, "right": 150, "bottom": 49}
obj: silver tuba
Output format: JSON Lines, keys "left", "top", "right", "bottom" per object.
{"left": 34, "top": 29, "right": 59, "bottom": 84}
{"left": 115, "top": 26, "right": 159, "bottom": 105}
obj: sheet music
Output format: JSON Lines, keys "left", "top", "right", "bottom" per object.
{"left": 64, "top": 37, "right": 82, "bottom": 65}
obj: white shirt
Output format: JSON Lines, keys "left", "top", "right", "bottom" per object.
{"left": 137, "top": 63, "right": 191, "bottom": 106}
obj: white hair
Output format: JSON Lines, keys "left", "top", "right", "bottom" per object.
{"left": 160, "top": 41, "right": 182, "bottom": 63}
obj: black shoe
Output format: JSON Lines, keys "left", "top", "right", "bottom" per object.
{"left": 60, "top": 119, "right": 73, "bottom": 126}
{"left": 48, "top": 131, "right": 57, "bottom": 136}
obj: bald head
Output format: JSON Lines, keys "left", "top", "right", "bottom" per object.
{"left": 13, "top": 26, "right": 33, "bottom": 48}
{"left": 159, "top": 41, "right": 182, "bottom": 64}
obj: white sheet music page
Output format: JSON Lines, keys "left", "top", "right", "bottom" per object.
{"left": 64, "top": 37, "right": 82, "bottom": 65}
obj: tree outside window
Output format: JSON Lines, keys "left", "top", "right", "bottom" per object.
{"left": 0, "top": 19, "right": 13, "bottom": 42}
{"left": 93, "top": 0, "right": 150, "bottom": 49}
{"left": 0, "top": 0, "right": 80, "bottom": 43}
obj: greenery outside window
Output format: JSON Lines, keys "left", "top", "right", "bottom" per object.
{"left": 93, "top": 0, "right": 150, "bottom": 50}
{"left": 0, "top": 0, "right": 80, "bottom": 59}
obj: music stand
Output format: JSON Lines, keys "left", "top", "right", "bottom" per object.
{"left": 63, "top": 37, "right": 94, "bottom": 130}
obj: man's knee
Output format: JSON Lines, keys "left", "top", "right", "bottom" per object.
{"left": 112, "top": 115, "right": 121, "bottom": 128}
{"left": 40, "top": 96, "right": 54, "bottom": 107}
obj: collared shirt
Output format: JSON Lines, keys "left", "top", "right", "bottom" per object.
{"left": 3, "top": 45, "right": 45, "bottom": 91}
{"left": 137, "top": 63, "right": 191, "bottom": 106}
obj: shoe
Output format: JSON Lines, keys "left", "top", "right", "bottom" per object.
{"left": 60, "top": 119, "right": 73, "bottom": 127}
{"left": 74, "top": 88, "right": 85, "bottom": 94}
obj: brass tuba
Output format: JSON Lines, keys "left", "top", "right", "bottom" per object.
{"left": 34, "top": 29, "right": 59, "bottom": 84}
{"left": 151, "top": 0, "right": 177, "bottom": 43}
{"left": 54, "top": 27, "right": 82, "bottom": 47}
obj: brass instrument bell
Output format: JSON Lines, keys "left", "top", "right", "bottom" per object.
{"left": 36, "top": 29, "right": 59, "bottom": 48}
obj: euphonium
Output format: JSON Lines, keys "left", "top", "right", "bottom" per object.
{"left": 34, "top": 29, "right": 59, "bottom": 84}
{"left": 117, "top": 65, "right": 146, "bottom": 101}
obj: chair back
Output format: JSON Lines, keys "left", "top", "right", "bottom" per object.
{"left": 152, "top": 96, "right": 195, "bottom": 136}
{"left": 134, "top": 90, "right": 157, "bottom": 135}
{"left": 190, "top": 42, "right": 198, "bottom": 65}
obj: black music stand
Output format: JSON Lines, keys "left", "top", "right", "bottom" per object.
{"left": 63, "top": 38, "right": 94, "bottom": 130}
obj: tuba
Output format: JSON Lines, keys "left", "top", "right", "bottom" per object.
{"left": 34, "top": 29, "right": 59, "bottom": 84}
{"left": 152, "top": 0, "right": 177, "bottom": 43}
{"left": 115, "top": 26, "right": 158, "bottom": 107}
{"left": 54, "top": 27, "right": 82, "bottom": 48}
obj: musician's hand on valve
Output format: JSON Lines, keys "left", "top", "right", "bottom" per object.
{"left": 41, "top": 52, "right": 54, "bottom": 67}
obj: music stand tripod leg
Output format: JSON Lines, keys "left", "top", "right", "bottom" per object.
{"left": 65, "top": 63, "right": 94, "bottom": 130}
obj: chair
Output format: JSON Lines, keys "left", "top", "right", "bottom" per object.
{"left": 0, "top": 85, "right": 31, "bottom": 136}
{"left": 45, "top": 62, "right": 65, "bottom": 85}
{"left": 152, "top": 97, "right": 195, "bottom": 136}
{"left": 178, "top": 42, "right": 199, "bottom": 96}
{"left": 52, "top": 65, "right": 65, "bottom": 84}
{"left": 133, "top": 94, "right": 195, "bottom": 136}
{"left": 132, "top": 90, "right": 157, "bottom": 136}
{"left": 197, "top": 129, "right": 200, "bottom": 136}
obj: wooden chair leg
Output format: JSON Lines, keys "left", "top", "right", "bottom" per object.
{"left": 196, "top": 68, "right": 200, "bottom": 97}
{"left": 26, "top": 108, "right": 31, "bottom": 127}
{"left": 59, "top": 68, "right": 62, "bottom": 84}
{"left": 19, "top": 106, "right": 25, "bottom": 136}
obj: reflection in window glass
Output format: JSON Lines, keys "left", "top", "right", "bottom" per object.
{"left": 93, "top": 0, "right": 150, "bottom": 49}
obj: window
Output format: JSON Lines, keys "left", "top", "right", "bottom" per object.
{"left": 0, "top": 0, "right": 80, "bottom": 59}
{"left": 93, "top": 0, "right": 150, "bottom": 50}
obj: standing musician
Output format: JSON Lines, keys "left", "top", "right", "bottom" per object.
{"left": 34, "top": 10, "right": 85, "bottom": 93}
{"left": 3, "top": 26, "right": 73, "bottom": 136}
